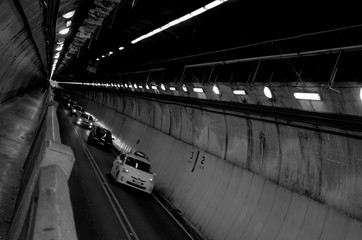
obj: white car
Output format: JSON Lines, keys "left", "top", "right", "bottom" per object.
{"left": 75, "top": 112, "right": 95, "bottom": 129}
{"left": 111, "top": 151, "right": 155, "bottom": 194}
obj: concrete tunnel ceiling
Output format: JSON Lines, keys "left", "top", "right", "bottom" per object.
{"left": 53, "top": 0, "right": 362, "bottom": 80}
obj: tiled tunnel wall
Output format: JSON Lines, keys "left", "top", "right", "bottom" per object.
{"left": 72, "top": 88, "right": 362, "bottom": 240}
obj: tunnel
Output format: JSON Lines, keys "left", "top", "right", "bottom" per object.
{"left": 1, "top": 0, "right": 362, "bottom": 240}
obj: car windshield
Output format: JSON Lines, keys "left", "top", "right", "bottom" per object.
{"left": 74, "top": 105, "right": 82, "bottom": 111}
{"left": 125, "top": 157, "right": 152, "bottom": 173}
{"left": 80, "top": 113, "right": 93, "bottom": 120}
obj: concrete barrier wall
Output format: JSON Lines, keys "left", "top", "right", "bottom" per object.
{"left": 75, "top": 89, "right": 362, "bottom": 239}
{"left": 8, "top": 91, "right": 77, "bottom": 240}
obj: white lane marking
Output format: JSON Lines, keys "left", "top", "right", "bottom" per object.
{"left": 73, "top": 128, "right": 139, "bottom": 240}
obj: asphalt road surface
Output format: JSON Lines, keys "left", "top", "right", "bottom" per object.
{"left": 57, "top": 105, "right": 194, "bottom": 240}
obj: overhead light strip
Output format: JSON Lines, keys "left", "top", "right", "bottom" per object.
{"left": 131, "top": 0, "right": 228, "bottom": 44}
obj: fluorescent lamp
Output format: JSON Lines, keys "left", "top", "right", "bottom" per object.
{"left": 62, "top": 10, "right": 75, "bottom": 19}
{"left": 191, "top": 7, "right": 206, "bottom": 16}
{"left": 151, "top": 85, "right": 157, "bottom": 90}
{"left": 55, "top": 45, "right": 63, "bottom": 51}
{"left": 146, "top": 84, "right": 150, "bottom": 90}
{"left": 169, "top": 87, "right": 176, "bottom": 91}
{"left": 263, "top": 86, "right": 273, "bottom": 99}
{"left": 178, "top": 14, "right": 193, "bottom": 22}
{"left": 161, "top": 84, "right": 166, "bottom": 90}
{"left": 193, "top": 87, "right": 204, "bottom": 93}
{"left": 119, "top": 47, "right": 124, "bottom": 50}
{"left": 59, "top": 28, "right": 69, "bottom": 35}
{"left": 212, "top": 85, "right": 220, "bottom": 95}
{"left": 233, "top": 89, "right": 246, "bottom": 95}
{"left": 294, "top": 92, "right": 321, "bottom": 100}
{"left": 182, "top": 84, "right": 188, "bottom": 92}
{"left": 133, "top": 84, "right": 138, "bottom": 89}
{"left": 205, "top": 0, "right": 224, "bottom": 10}
{"left": 66, "top": 20, "right": 72, "bottom": 27}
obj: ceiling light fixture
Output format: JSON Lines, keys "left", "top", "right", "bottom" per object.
{"left": 161, "top": 84, "right": 166, "bottom": 91}
{"left": 59, "top": 28, "right": 69, "bottom": 35}
{"left": 263, "top": 86, "right": 273, "bottom": 99}
{"left": 151, "top": 85, "right": 157, "bottom": 90}
{"left": 55, "top": 45, "right": 63, "bottom": 51}
{"left": 109, "top": 51, "right": 113, "bottom": 55}
{"left": 130, "top": 0, "right": 228, "bottom": 45}
{"left": 119, "top": 47, "right": 124, "bottom": 50}
{"left": 96, "top": 58, "right": 100, "bottom": 61}
{"left": 169, "top": 86, "right": 176, "bottom": 91}
{"left": 101, "top": 55, "right": 105, "bottom": 58}
{"left": 182, "top": 84, "right": 188, "bottom": 92}
{"left": 62, "top": 10, "right": 75, "bottom": 19}
{"left": 294, "top": 92, "right": 321, "bottom": 101}
{"left": 193, "top": 87, "right": 204, "bottom": 93}
{"left": 212, "top": 85, "right": 220, "bottom": 95}
{"left": 233, "top": 89, "right": 246, "bottom": 95}
{"left": 65, "top": 20, "right": 72, "bottom": 27}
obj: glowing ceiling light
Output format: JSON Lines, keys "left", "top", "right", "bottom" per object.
{"left": 62, "top": 10, "right": 75, "bottom": 19}
{"left": 263, "top": 86, "right": 273, "bottom": 99}
{"left": 65, "top": 20, "right": 72, "bottom": 27}
{"left": 133, "top": 83, "right": 138, "bottom": 89}
{"left": 101, "top": 55, "right": 105, "bottom": 58}
{"left": 55, "top": 45, "right": 63, "bottom": 51}
{"left": 59, "top": 28, "right": 70, "bottom": 35}
{"left": 233, "top": 89, "right": 246, "bottom": 95}
{"left": 294, "top": 92, "right": 321, "bottom": 101}
{"left": 119, "top": 47, "right": 124, "bottom": 50}
{"left": 109, "top": 51, "right": 113, "bottom": 55}
{"left": 169, "top": 86, "right": 176, "bottom": 91}
{"left": 96, "top": 58, "right": 100, "bottom": 61}
{"left": 205, "top": 0, "right": 224, "bottom": 10}
{"left": 178, "top": 14, "right": 193, "bottom": 22}
{"left": 191, "top": 7, "right": 206, "bottom": 16}
{"left": 193, "top": 87, "right": 204, "bottom": 93}
{"left": 161, "top": 84, "right": 166, "bottom": 91}
{"left": 145, "top": 84, "right": 150, "bottom": 90}
{"left": 182, "top": 84, "right": 188, "bottom": 92}
{"left": 212, "top": 85, "right": 220, "bottom": 95}
{"left": 139, "top": 86, "right": 143, "bottom": 89}
{"left": 151, "top": 85, "right": 157, "bottom": 90}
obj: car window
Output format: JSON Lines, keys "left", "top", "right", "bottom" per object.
{"left": 125, "top": 157, "right": 152, "bottom": 173}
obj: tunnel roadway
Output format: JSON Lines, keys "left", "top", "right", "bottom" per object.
{"left": 57, "top": 105, "right": 195, "bottom": 240}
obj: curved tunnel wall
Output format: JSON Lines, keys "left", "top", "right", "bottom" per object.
{"left": 0, "top": 0, "right": 46, "bottom": 103}
{"left": 72, "top": 88, "right": 362, "bottom": 239}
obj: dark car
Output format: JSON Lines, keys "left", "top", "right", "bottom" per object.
{"left": 66, "top": 100, "right": 77, "bottom": 110}
{"left": 69, "top": 104, "right": 84, "bottom": 117}
{"left": 87, "top": 126, "right": 114, "bottom": 149}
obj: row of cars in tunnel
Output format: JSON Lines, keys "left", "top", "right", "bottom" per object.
{"left": 53, "top": 87, "right": 156, "bottom": 194}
